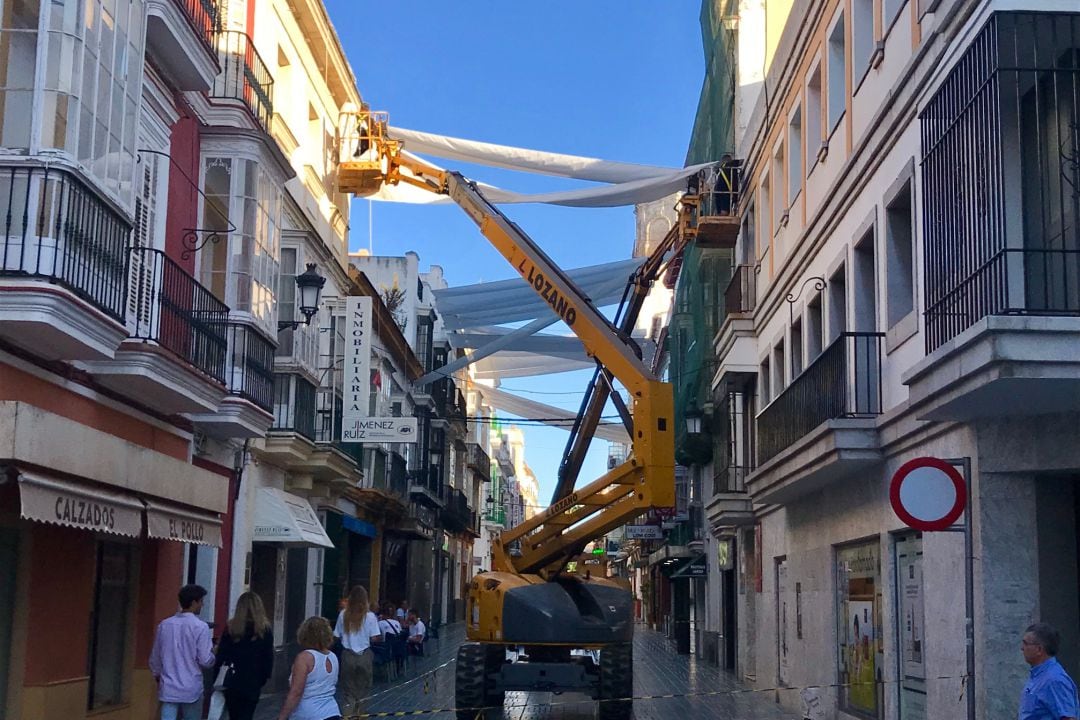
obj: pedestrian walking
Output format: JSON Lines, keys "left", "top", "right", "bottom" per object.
{"left": 333, "top": 585, "right": 382, "bottom": 716}
{"left": 396, "top": 600, "right": 408, "bottom": 622}
{"left": 277, "top": 616, "right": 341, "bottom": 720}
{"left": 213, "top": 591, "right": 274, "bottom": 720}
{"left": 1020, "top": 622, "right": 1079, "bottom": 720}
{"left": 149, "top": 584, "right": 216, "bottom": 720}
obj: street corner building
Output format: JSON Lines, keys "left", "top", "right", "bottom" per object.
{"left": 641, "top": 2, "right": 1080, "bottom": 720}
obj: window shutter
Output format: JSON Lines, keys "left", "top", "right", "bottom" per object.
{"left": 128, "top": 159, "right": 158, "bottom": 332}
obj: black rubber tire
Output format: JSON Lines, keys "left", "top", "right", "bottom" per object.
{"left": 484, "top": 644, "right": 506, "bottom": 708}
{"left": 455, "top": 643, "right": 486, "bottom": 720}
{"left": 597, "top": 642, "right": 633, "bottom": 720}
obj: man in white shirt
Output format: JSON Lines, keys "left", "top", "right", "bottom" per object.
{"left": 407, "top": 611, "right": 426, "bottom": 655}
{"left": 396, "top": 601, "right": 408, "bottom": 622}
{"left": 149, "top": 585, "right": 216, "bottom": 720}
{"left": 378, "top": 609, "right": 401, "bottom": 636}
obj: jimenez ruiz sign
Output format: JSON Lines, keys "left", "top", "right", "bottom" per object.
{"left": 343, "top": 417, "right": 418, "bottom": 443}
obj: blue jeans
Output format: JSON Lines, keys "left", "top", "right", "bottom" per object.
{"left": 160, "top": 700, "right": 201, "bottom": 720}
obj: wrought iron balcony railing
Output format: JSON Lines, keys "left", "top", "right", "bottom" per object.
{"left": 178, "top": 0, "right": 220, "bottom": 55}
{"left": 757, "top": 332, "right": 884, "bottom": 465}
{"left": 0, "top": 166, "right": 129, "bottom": 321}
{"left": 128, "top": 247, "right": 228, "bottom": 382}
{"left": 467, "top": 443, "right": 491, "bottom": 480}
{"left": 225, "top": 322, "right": 275, "bottom": 412}
{"left": 211, "top": 31, "right": 274, "bottom": 130}
{"left": 441, "top": 487, "right": 473, "bottom": 533}
{"left": 271, "top": 373, "right": 316, "bottom": 440}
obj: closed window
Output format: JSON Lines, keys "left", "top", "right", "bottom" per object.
{"left": 772, "top": 144, "right": 786, "bottom": 231}
{"left": 828, "top": 13, "right": 847, "bottom": 131}
{"left": 806, "top": 64, "right": 823, "bottom": 174}
{"left": 886, "top": 181, "right": 914, "bottom": 327}
{"left": 853, "top": 0, "right": 875, "bottom": 74}
{"left": 788, "top": 106, "right": 803, "bottom": 203}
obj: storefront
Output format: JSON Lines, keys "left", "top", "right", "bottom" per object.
{"left": 0, "top": 461, "right": 224, "bottom": 720}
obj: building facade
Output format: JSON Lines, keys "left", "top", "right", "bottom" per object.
{"left": 678, "top": 1, "right": 1080, "bottom": 719}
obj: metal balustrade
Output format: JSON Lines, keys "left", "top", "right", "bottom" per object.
{"left": 271, "top": 373, "right": 317, "bottom": 440}
{"left": 724, "top": 264, "right": 756, "bottom": 316}
{"left": 211, "top": 31, "right": 274, "bottom": 130}
{"left": 0, "top": 166, "right": 129, "bottom": 322}
{"left": 128, "top": 247, "right": 228, "bottom": 382}
{"left": 225, "top": 322, "right": 275, "bottom": 412}
{"left": 757, "top": 332, "right": 884, "bottom": 465}
{"left": 178, "top": 0, "right": 220, "bottom": 54}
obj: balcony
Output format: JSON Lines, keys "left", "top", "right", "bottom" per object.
{"left": 467, "top": 443, "right": 491, "bottom": 480}
{"left": 706, "top": 388, "right": 755, "bottom": 529}
{"left": 84, "top": 248, "right": 228, "bottom": 414}
{"left": 410, "top": 466, "right": 445, "bottom": 509}
{"left": 0, "top": 166, "right": 130, "bottom": 361}
{"left": 441, "top": 487, "right": 474, "bottom": 535}
{"left": 908, "top": 11, "right": 1080, "bottom": 421}
{"left": 257, "top": 373, "right": 317, "bottom": 467}
{"left": 748, "top": 332, "right": 884, "bottom": 504}
{"left": 305, "top": 395, "right": 363, "bottom": 486}
{"left": 187, "top": 322, "right": 275, "bottom": 438}
{"left": 146, "top": 0, "right": 220, "bottom": 91}
{"left": 210, "top": 31, "right": 274, "bottom": 131}
{"left": 713, "top": 264, "right": 758, "bottom": 387}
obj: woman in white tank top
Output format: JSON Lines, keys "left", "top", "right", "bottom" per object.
{"left": 276, "top": 617, "right": 341, "bottom": 720}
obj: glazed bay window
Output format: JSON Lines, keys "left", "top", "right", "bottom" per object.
{"left": 276, "top": 246, "right": 318, "bottom": 371}
{"left": 1, "top": 0, "right": 143, "bottom": 206}
{"left": 200, "top": 156, "right": 281, "bottom": 337}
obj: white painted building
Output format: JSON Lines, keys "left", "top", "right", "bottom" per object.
{"left": 687, "top": 2, "right": 1080, "bottom": 720}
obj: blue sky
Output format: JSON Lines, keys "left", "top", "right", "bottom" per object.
{"left": 325, "top": 1, "right": 705, "bottom": 507}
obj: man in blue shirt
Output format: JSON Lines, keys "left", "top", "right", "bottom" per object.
{"left": 1021, "top": 622, "right": 1079, "bottom": 720}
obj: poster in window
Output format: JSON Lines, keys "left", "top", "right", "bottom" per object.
{"left": 836, "top": 540, "right": 882, "bottom": 719}
{"left": 896, "top": 533, "right": 927, "bottom": 720}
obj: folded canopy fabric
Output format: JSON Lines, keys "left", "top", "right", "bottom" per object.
{"left": 432, "top": 258, "right": 643, "bottom": 330}
{"left": 359, "top": 128, "right": 712, "bottom": 208}
{"left": 388, "top": 126, "right": 701, "bottom": 184}
{"left": 479, "top": 384, "right": 630, "bottom": 445}
{"left": 472, "top": 351, "right": 595, "bottom": 379}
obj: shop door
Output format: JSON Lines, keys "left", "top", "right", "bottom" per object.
{"left": 722, "top": 568, "right": 737, "bottom": 671}
{"left": 0, "top": 529, "right": 17, "bottom": 714}
{"left": 251, "top": 544, "right": 278, "bottom": 624}
{"left": 284, "top": 548, "right": 309, "bottom": 664}
{"left": 348, "top": 534, "right": 373, "bottom": 595}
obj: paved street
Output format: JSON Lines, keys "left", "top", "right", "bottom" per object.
{"left": 253, "top": 624, "right": 798, "bottom": 720}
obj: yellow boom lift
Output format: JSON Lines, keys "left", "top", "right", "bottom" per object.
{"left": 337, "top": 107, "right": 699, "bottom": 720}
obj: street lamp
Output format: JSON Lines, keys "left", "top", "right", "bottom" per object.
{"left": 278, "top": 263, "right": 326, "bottom": 331}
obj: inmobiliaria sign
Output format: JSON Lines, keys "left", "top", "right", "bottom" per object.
{"left": 343, "top": 295, "right": 372, "bottom": 429}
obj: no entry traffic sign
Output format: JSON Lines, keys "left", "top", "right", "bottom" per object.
{"left": 890, "top": 457, "right": 967, "bottom": 531}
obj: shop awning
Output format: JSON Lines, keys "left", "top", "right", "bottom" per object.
{"left": 252, "top": 488, "right": 334, "bottom": 548}
{"left": 17, "top": 470, "right": 143, "bottom": 538}
{"left": 145, "top": 499, "right": 223, "bottom": 548}
{"left": 342, "top": 515, "right": 377, "bottom": 538}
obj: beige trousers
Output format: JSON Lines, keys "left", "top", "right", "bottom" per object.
{"left": 338, "top": 648, "right": 373, "bottom": 717}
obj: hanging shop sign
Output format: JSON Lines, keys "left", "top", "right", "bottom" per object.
{"left": 625, "top": 524, "right": 664, "bottom": 540}
{"left": 671, "top": 553, "right": 707, "bottom": 578}
{"left": 342, "top": 296, "right": 372, "bottom": 427}
{"left": 889, "top": 457, "right": 966, "bottom": 532}
{"left": 342, "top": 416, "right": 419, "bottom": 443}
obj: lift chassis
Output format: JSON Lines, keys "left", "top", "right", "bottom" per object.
{"left": 336, "top": 108, "right": 679, "bottom": 719}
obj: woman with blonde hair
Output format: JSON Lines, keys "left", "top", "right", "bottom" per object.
{"left": 277, "top": 616, "right": 340, "bottom": 720}
{"left": 214, "top": 591, "right": 274, "bottom": 720}
{"left": 332, "top": 585, "right": 382, "bottom": 715}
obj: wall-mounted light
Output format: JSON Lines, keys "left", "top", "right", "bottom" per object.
{"left": 685, "top": 407, "right": 703, "bottom": 435}
{"left": 278, "top": 263, "right": 326, "bottom": 331}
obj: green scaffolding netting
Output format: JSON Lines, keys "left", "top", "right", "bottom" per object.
{"left": 686, "top": 0, "right": 739, "bottom": 166}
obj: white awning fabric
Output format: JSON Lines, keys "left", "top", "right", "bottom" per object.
{"left": 145, "top": 499, "right": 223, "bottom": 548}
{"left": 362, "top": 127, "right": 712, "bottom": 208}
{"left": 17, "top": 470, "right": 143, "bottom": 538}
{"left": 252, "top": 488, "right": 334, "bottom": 548}
{"left": 479, "top": 385, "right": 630, "bottom": 445}
{"left": 432, "top": 258, "right": 643, "bottom": 330}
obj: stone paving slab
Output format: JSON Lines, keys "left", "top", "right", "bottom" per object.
{"left": 253, "top": 624, "right": 799, "bottom": 720}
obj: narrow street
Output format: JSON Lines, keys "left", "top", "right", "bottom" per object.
{"left": 253, "top": 624, "right": 798, "bottom": 720}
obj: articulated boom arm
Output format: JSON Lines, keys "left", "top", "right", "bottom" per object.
{"left": 336, "top": 109, "right": 675, "bottom": 578}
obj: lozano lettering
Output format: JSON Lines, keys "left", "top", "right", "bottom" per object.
{"left": 518, "top": 261, "right": 577, "bottom": 327}
{"left": 54, "top": 496, "right": 116, "bottom": 529}
{"left": 547, "top": 492, "right": 579, "bottom": 518}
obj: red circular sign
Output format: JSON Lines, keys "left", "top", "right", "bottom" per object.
{"left": 889, "top": 457, "right": 966, "bottom": 531}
